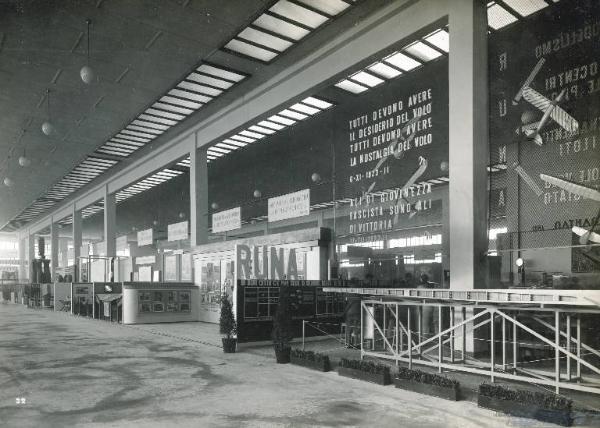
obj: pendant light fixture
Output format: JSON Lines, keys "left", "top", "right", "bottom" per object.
{"left": 41, "top": 89, "right": 55, "bottom": 136}
{"left": 18, "top": 149, "right": 31, "bottom": 167}
{"left": 3, "top": 177, "right": 13, "bottom": 187}
{"left": 80, "top": 19, "right": 95, "bottom": 84}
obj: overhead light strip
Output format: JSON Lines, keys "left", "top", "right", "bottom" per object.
{"left": 222, "top": 0, "right": 356, "bottom": 63}
{"left": 334, "top": 28, "right": 448, "bottom": 95}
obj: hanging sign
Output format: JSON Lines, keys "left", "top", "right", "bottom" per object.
{"left": 168, "top": 221, "right": 189, "bottom": 241}
{"left": 103, "top": 302, "right": 111, "bottom": 317}
{"left": 268, "top": 189, "right": 310, "bottom": 222}
{"left": 137, "top": 228, "right": 153, "bottom": 247}
{"left": 136, "top": 255, "right": 156, "bottom": 265}
{"left": 212, "top": 207, "right": 241, "bottom": 233}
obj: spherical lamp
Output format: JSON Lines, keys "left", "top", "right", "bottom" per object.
{"left": 18, "top": 156, "right": 31, "bottom": 167}
{"left": 210, "top": 202, "right": 218, "bottom": 210}
{"left": 440, "top": 161, "right": 449, "bottom": 173}
{"left": 311, "top": 172, "right": 321, "bottom": 183}
{"left": 41, "top": 121, "right": 55, "bottom": 136}
{"left": 178, "top": 212, "right": 185, "bottom": 219}
{"left": 515, "top": 258, "right": 524, "bottom": 268}
{"left": 152, "top": 220, "right": 159, "bottom": 226}
{"left": 3, "top": 177, "right": 14, "bottom": 187}
{"left": 80, "top": 65, "right": 95, "bottom": 84}
{"left": 253, "top": 189, "right": 262, "bottom": 198}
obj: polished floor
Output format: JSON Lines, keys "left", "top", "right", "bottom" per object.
{"left": 0, "top": 304, "right": 571, "bottom": 428}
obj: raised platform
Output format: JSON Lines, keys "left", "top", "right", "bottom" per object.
{"left": 322, "top": 287, "right": 600, "bottom": 309}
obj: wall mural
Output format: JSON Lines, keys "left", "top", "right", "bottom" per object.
{"left": 489, "top": 1, "right": 600, "bottom": 282}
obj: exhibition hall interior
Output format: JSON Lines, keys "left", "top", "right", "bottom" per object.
{"left": 0, "top": 0, "right": 599, "bottom": 427}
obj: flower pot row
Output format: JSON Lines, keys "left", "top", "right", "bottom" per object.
{"left": 477, "top": 384, "right": 573, "bottom": 427}
{"left": 393, "top": 377, "right": 459, "bottom": 401}
{"left": 337, "top": 366, "right": 391, "bottom": 385}
{"left": 290, "top": 355, "right": 331, "bottom": 372}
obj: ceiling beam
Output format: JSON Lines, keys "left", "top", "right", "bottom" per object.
{"left": 17, "top": 0, "right": 448, "bottom": 235}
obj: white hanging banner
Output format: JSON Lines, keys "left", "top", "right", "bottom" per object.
{"left": 168, "top": 221, "right": 189, "bottom": 241}
{"left": 136, "top": 255, "right": 156, "bottom": 265}
{"left": 268, "top": 189, "right": 310, "bottom": 222}
{"left": 212, "top": 207, "right": 241, "bottom": 233}
{"left": 137, "top": 229, "right": 153, "bottom": 247}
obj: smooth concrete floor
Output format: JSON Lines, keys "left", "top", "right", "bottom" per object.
{"left": 0, "top": 304, "right": 578, "bottom": 428}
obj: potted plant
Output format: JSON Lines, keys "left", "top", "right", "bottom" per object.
{"left": 394, "top": 367, "right": 460, "bottom": 401}
{"left": 272, "top": 286, "right": 294, "bottom": 363}
{"left": 478, "top": 383, "right": 572, "bottom": 426}
{"left": 337, "top": 358, "right": 391, "bottom": 385}
{"left": 290, "top": 349, "right": 331, "bottom": 372}
{"left": 219, "top": 292, "right": 237, "bottom": 353}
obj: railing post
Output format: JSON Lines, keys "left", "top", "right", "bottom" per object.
{"left": 418, "top": 305, "right": 422, "bottom": 357}
{"left": 566, "top": 314, "right": 571, "bottom": 381}
{"left": 395, "top": 303, "right": 399, "bottom": 365}
{"left": 360, "top": 301, "right": 364, "bottom": 360}
{"left": 438, "top": 305, "right": 443, "bottom": 373}
{"left": 302, "top": 320, "right": 305, "bottom": 351}
{"left": 490, "top": 309, "right": 495, "bottom": 382}
{"left": 555, "top": 310, "right": 560, "bottom": 394}
{"left": 408, "top": 306, "right": 412, "bottom": 370}
{"left": 450, "top": 306, "right": 455, "bottom": 363}
{"left": 577, "top": 315, "right": 581, "bottom": 381}
{"left": 513, "top": 313, "right": 518, "bottom": 372}
{"left": 502, "top": 315, "right": 506, "bottom": 371}
{"left": 462, "top": 306, "right": 466, "bottom": 363}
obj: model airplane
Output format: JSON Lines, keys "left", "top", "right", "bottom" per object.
{"left": 521, "top": 87, "right": 578, "bottom": 145}
{"left": 540, "top": 174, "right": 600, "bottom": 202}
{"left": 513, "top": 58, "right": 545, "bottom": 105}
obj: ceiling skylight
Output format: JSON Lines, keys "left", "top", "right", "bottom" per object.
{"left": 92, "top": 62, "right": 246, "bottom": 159}
{"left": 486, "top": 1, "right": 556, "bottom": 31}
{"left": 384, "top": 52, "right": 421, "bottom": 71}
{"left": 423, "top": 29, "right": 449, "bottom": 53}
{"left": 205, "top": 96, "right": 334, "bottom": 163}
{"left": 334, "top": 28, "right": 449, "bottom": 95}
{"left": 487, "top": 2, "right": 519, "bottom": 30}
{"left": 222, "top": 0, "right": 356, "bottom": 62}
{"left": 403, "top": 41, "right": 442, "bottom": 61}
{"left": 502, "top": 0, "right": 548, "bottom": 16}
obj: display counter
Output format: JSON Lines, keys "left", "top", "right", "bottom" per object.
{"left": 93, "top": 282, "right": 123, "bottom": 321}
{"left": 122, "top": 282, "right": 198, "bottom": 324}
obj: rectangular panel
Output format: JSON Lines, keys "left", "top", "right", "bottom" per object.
{"left": 212, "top": 207, "right": 242, "bottom": 233}
{"left": 268, "top": 188, "right": 310, "bottom": 222}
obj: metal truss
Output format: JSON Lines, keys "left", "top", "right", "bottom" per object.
{"left": 360, "top": 299, "right": 600, "bottom": 395}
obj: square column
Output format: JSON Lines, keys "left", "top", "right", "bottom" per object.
{"left": 28, "top": 233, "right": 35, "bottom": 282}
{"left": 18, "top": 237, "right": 26, "bottom": 281}
{"left": 190, "top": 137, "right": 208, "bottom": 247}
{"left": 104, "top": 185, "right": 116, "bottom": 257}
{"left": 449, "top": 0, "right": 489, "bottom": 289}
{"left": 50, "top": 219, "right": 59, "bottom": 281}
{"left": 72, "top": 205, "right": 82, "bottom": 281}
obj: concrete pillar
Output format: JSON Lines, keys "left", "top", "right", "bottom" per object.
{"left": 190, "top": 136, "right": 208, "bottom": 247}
{"left": 59, "top": 238, "right": 69, "bottom": 268}
{"left": 18, "top": 237, "right": 26, "bottom": 281}
{"left": 448, "top": 0, "right": 489, "bottom": 357}
{"left": 441, "top": 190, "right": 450, "bottom": 288}
{"left": 28, "top": 233, "right": 35, "bottom": 282}
{"left": 104, "top": 186, "right": 116, "bottom": 257}
{"left": 448, "top": 0, "right": 489, "bottom": 290}
{"left": 72, "top": 205, "right": 82, "bottom": 281}
{"left": 50, "top": 219, "right": 59, "bottom": 281}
